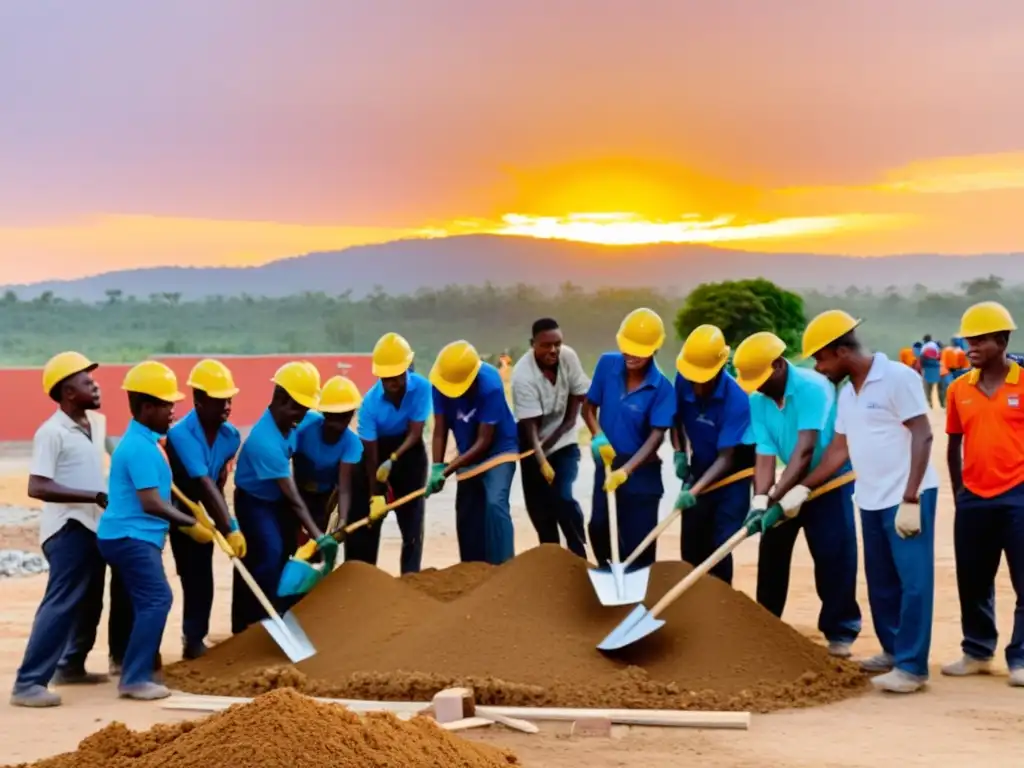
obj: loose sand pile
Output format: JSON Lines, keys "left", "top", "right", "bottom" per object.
{"left": 167, "top": 545, "right": 866, "bottom": 712}
{"left": 402, "top": 561, "right": 495, "bottom": 601}
{"left": 4, "top": 689, "right": 518, "bottom": 768}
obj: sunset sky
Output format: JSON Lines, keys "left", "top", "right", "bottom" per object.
{"left": 3, "top": 0, "right": 1024, "bottom": 284}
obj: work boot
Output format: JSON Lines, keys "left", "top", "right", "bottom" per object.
{"left": 941, "top": 655, "right": 992, "bottom": 677}
{"left": 118, "top": 682, "right": 171, "bottom": 701}
{"left": 10, "top": 686, "right": 62, "bottom": 708}
{"left": 182, "top": 640, "right": 207, "bottom": 660}
{"left": 52, "top": 667, "right": 110, "bottom": 686}
{"left": 1009, "top": 668, "right": 1024, "bottom": 687}
{"left": 859, "top": 653, "right": 895, "bottom": 673}
{"left": 871, "top": 669, "right": 926, "bottom": 694}
{"left": 828, "top": 642, "right": 853, "bottom": 659}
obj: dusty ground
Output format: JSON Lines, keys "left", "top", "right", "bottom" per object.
{"left": 0, "top": 410, "right": 1020, "bottom": 767}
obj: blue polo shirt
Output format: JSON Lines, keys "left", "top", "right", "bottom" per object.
{"left": 587, "top": 353, "right": 675, "bottom": 456}
{"left": 432, "top": 363, "right": 518, "bottom": 457}
{"left": 166, "top": 410, "right": 241, "bottom": 482}
{"left": 675, "top": 371, "right": 752, "bottom": 477}
{"left": 357, "top": 372, "right": 432, "bottom": 441}
{"left": 747, "top": 362, "right": 837, "bottom": 471}
{"left": 97, "top": 420, "right": 172, "bottom": 548}
{"left": 234, "top": 409, "right": 298, "bottom": 502}
{"left": 293, "top": 411, "right": 364, "bottom": 493}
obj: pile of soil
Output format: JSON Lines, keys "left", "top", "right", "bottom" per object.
{"left": 402, "top": 561, "right": 496, "bottom": 601}
{"left": 5, "top": 689, "right": 518, "bottom": 768}
{"left": 167, "top": 545, "right": 866, "bottom": 712}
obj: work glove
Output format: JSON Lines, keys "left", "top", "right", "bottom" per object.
{"left": 424, "top": 462, "right": 447, "bottom": 498}
{"left": 369, "top": 494, "right": 388, "bottom": 522}
{"left": 590, "top": 433, "right": 616, "bottom": 466}
{"left": 673, "top": 451, "right": 689, "bottom": 481}
{"left": 316, "top": 534, "right": 339, "bottom": 571}
{"left": 376, "top": 454, "right": 396, "bottom": 484}
{"left": 180, "top": 522, "right": 215, "bottom": 545}
{"left": 756, "top": 504, "right": 785, "bottom": 533}
{"left": 742, "top": 494, "right": 771, "bottom": 530}
{"left": 778, "top": 485, "right": 811, "bottom": 519}
{"left": 674, "top": 485, "right": 697, "bottom": 512}
{"left": 225, "top": 518, "right": 247, "bottom": 558}
{"left": 539, "top": 459, "right": 556, "bottom": 484}
{"left": 895, "top": 505, "right": 922, "bottom": 539}
{"left": 604, "top": 468, "right": 629, "bottom": 493}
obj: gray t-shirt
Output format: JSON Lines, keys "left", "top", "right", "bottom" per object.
{"left": 511, "top": 345, "right": 591, "bottom": 454}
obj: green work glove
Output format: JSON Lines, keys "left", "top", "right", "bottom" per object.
{"left": 674, "top": 486, "right": 697, "bottom": 511}
{"left": 425, "top": 462, "right": 447, "bottom": 497}
{"left": 315, "top": 534, "right": 339, "bottom": 571}
{"left": 755, "top": 505, "right": 784, "bottom": 534}
{"left": 673, "top": 451, "right": 689, "bottom": 481}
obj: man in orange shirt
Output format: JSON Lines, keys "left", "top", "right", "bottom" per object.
{"left": 939, "top": 340, "right": 962, "bottom": 407}
{"left": 899, "top": 346, "right": 917, "bottom": 367}
{"left": 943, "top": 301, "right": 1024, "bottom": 687}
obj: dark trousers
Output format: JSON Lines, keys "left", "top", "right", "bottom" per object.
{"left": 520, "top": 444, "right": 586, "bottom": 558}
{"left": 168, "top": 525, "right": 215, "bottom": 647}
{"left": 757, "top": 483, "right": 862, "bottom": 644}
{"left": 954, "top": 487, "right": 1024, "bottom": 669}
{"left": 681, "top": 478, "right": 752, "bottom": 585}
{"left": 346, "top": 436, "right": 427, "bottom": 574}
{"left": 589, "top": 460, "right": 661, "bottom": 570}
{"left": 455, "top": 461, "right": 516, "bottom": 565}
{"left": 231, "top": 489, "right": 297, "bottom": 634}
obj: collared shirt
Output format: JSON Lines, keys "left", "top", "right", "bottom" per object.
{"left": 834, "top": 353, "right": 939, "bottom": 510}
{"left": 234, "top": 409, "right": 298, "bottom": 502}
{"left": 97, "top": 419, "right": 172, "bottom": 548}
{"left": 166, "top": 409, "right": 241, "bottom": 485}
{"left": 946, "top": 361, "right": 1024, "bottom": 498}
{"left": 30, "top": 410, "right": 108, "bottom": 545}
{"left": 357, "top": 372, "right": 432, "bottom": 442}
{"left": 511, "top": 344, "right": 591, "bottom": 455}
{"left": 586, "top": 352, "right": 675, "bottom": 456}
{"left": 293, "top": 411, "right": 364, "bottom": 493}
{"left": 748, "top": 362, "right": 837, "bottom": 471}
{"left": 674, "top": 371, "right": 753, "bottom": 477}
{"left": 432, "top": 363, "right": 519, "bottom": 457}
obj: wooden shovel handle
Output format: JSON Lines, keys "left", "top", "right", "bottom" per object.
{"left": 605, "top": 459, "right": 621, "bottom": 567}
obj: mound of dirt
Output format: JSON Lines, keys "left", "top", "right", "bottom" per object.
{"left": 167, "top": 545, "right": 866, "bottom": 712}
{"left": 402, "top": 561, "right": 496, "bottom": 601}
{"left": 5, "top": 689, "right": 518, "bottom": 768}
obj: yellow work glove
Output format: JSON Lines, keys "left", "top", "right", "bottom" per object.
{"left": 603, "top": 468, "right": 629, "bottom": 493}
{"left": 181, "top": 522, "right": 215, "bottom": 545}
{"left": 539, "top": 459, "right": 556, "bottom": 484}
{"left": 376, "top": 454, "right": 396, "bottom": 483}
{"left": 369, "top": 494, "right": 388, "bottom": 522}
{"left": 225, "top": 520, "right": 247, "bottom": 558}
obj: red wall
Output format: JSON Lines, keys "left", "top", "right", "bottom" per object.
{"left": 0, "top": 354, "right": 374, "bottom": 442}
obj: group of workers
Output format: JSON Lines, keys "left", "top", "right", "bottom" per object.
{"left": 10, "top": 298, "right": 1024, "bottom": 708}
{"left": 899, "top": 335, "right": 971, "bottom": 409}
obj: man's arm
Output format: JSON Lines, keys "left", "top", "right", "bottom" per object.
{"left": 512, "top": 376, "right": 548, "bottom": 465}
{"left": 767, "top": 430, "right": 818, "bottom": 505}
{"left": 520, "top": 417, "right": 547, "bottom": 466}
{"left": 363, "top": 439, "right": 381, "bottom": 494}
{"left": 620, "top": 429, "right": 666, "bottom": 475}
{"left": 444, "top": 423, "right": 496, "bottom": 475}
{"left": 542, "top": 394, "right": 585, "bottom": 452}
{"left": 947, "top": 434, "right": 964, "bottom": 495}
{"left": 799, "top": 433, "right": 849, "bottom": 491}
{"left": 335, "top": 463, "right": 354, "bottom": 528}
{"left": 431, "top": 412, "right": 449, "bottom": 464}
{"left": 689, "top": 447, "right": 737, "bottom": 496}
{"left": 136, "top": 488, "right": 198, "bottom": 527}
{"left": 277, "top": 476, "right": 324, "bottom": 540}
{"left": 581, "top": 399, "right": 600, "bottom": 437}
{"left": 391, "top": 421, "right": 426, "bottom": 463}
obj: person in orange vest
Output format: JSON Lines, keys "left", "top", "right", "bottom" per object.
{"left": 899, "top": 346, "right": 917, "bottom": 367}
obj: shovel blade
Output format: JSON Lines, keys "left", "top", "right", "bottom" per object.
{"left": 597, "top": 603, "right": 666, "bottom": 651}
{"left": 261, "top": 610, "right": 316, "bottom": 663}
{"left": 587, "top": 566, "right": 619, "bottom": 605}
{"left": 589, "top": 564, "right": 650, "bottom": 607}
{"left": 277, "top": 557, "right": 324, "bottom": 598}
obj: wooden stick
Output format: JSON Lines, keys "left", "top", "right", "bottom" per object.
{"left": 605, "top": 460, "right": 622, "bottom": 584}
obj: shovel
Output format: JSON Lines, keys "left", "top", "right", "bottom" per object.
{"left": 597, "top": 470, "right": 856, "bottom": 651}
{"left": 170, "top": 485, "right": 316, "bottom": 664}
{"left": 587, "top": 458, "right": 645, "bottom": 605}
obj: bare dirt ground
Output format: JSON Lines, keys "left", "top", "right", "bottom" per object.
{"left": 0, "top": 410, "right": 1020, "bottom": 767}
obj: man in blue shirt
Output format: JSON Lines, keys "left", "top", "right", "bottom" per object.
{"left": 351, "top": 333, "right": 431, "bottom": 574}
{"left": 232, "top": 362, "right": 338, "bottom": 634}
{"left": 582, "top": 309, "right": 675, "bottom": 569}
{"left": 427, "top": 340, "right": 519, "bottom": 565}
{"left": 734, "top": 331, "right": 861, "bottom": 658}
{"left": 164, "top": 359, "right": 244, "bottom": 660}
{"left": 672, "top": 325, "right": 754, "bottom": 585}
{"left": 97, "top": 361, "right": 211, "bottom": 701}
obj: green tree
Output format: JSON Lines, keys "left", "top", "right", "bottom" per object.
{"left": 674, "top": 279, "right": 806, "bottom": 350}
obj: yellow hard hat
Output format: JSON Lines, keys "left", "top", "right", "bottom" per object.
{"left": 801, "top": 310, "right": 862, "bottom": 359}
{"left": 676, "top": 325, "right": 730, "bottom": 383}
{"left": 372, "top": 332, "right": 414, "bottom": 378}
{"left": 430, "top": 340, "right": 482, "bottom": 398}
{"left": 616, "top": 308, "right": 665, "bottom": 358}
{"left": 122, "top": 361, "right": 185, "bottom": 403}
{"left": 734, "top": 332, "right": 787, "bottom": 393}
{"left": 319, "top": 376, "right": 362, "bottom": 414}
{"left": 271, "top": 361, "right": 321, "bottom": 409}
{"left": 959, "top": 301, "right": 1017, "bottom": 338}
{"left": 42, "top": 351, "right": 98, "bottom": 395}
{"left": 186, "top": 359, "right": 240, "bottom": 399}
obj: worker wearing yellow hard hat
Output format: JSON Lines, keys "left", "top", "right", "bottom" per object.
{"left": 735, "top": 330, "right": 862, "bottom": 658}
{"left": 349, "top": 333, "right": 431, "bottom": 574}
{"left": 942, "top": 302, "right": 1024, "bottom": 686}
{"left": 428, "top": 340, "right": 519, "bottom": 565}
{"left": 163, "top": 359, "right": 244, "bottom": 660}
{"left": 231, "top": 361, "right": 337, "bottom": 634}
{"left": 582, "top": 308, "right": 675, "bottom": 569}
{"left": 671, "top": 325, "right": 755, "bottom": 585}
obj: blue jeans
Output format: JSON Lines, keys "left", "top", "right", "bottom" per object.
{"left": 520, "top": 444, "right": 586, "bottom": 557}
{"left": 455, "top": 461, "right": 515, "bottom": 565}
{"left": 681, "top": 478, "right": 752, "bottom": 585}
{"left": 757, "top": 483, "right": 862, "bottom": 644}
{"left": 954, "top": 487, "right": 1024, "bottom": 669}
{"left": 861, "top": 489, "right": 937, "bottom": 677}
{"left": 589, "top": 461, "right": 662, "bottom": 569}
{"left": 232, "top": 489, "right": 297, "bottom": 634}
{"left": 96, "top": 536, "right": 171, "bottom": 687}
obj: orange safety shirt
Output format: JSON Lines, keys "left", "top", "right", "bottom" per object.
{"left": 899, "top": 347, "right": 916, "bottom": 366}
{"left": 946, "top": 361, "right": 1024, "bottom": 498}
{"left": 940, "top": 346, "right": 959, "bottom": 376}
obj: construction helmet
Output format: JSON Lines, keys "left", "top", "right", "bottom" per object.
{"left": 319, "top": 376, "right": 362, "bottom": 414}
{"left": 733, "top": 332, "right": 787, "bottom": 393}
{"left": 271, "top": 361, "right": 321, "bottom": 409}
{"left": 372, "top": 332, "right": 415, "bottom": 378}
{"left": 616, "top": 308, "right": 666, "bottom": 358}
{"left": 430, "top": 340, "right": 482, "bottom": 398}
{"left": 42, "top": 351, "right": 98, "bottom": 396}
{"left": 122, "top": 361, "right": 185, "bottom": 403}
{"left": 958, "top": 301, "right": 1017, "bottom": 338}
{"left": 186, "top": 359, "right": 240, "bottom": 399}
{"left": 801, "top": 310, "right": 862, "bottom": 359}
{"left": 676, "top": 325, "right": 730, "bottom": 383}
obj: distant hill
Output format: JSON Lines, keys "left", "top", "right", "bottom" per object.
{"left": 5, "top": 235, "right": 1023, "bottom": 301}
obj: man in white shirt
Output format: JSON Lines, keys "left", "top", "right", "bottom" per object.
{"left": 511, "top": 318, "right": 591, "bottom": 556}
{"left": 800, "top": 311, "right": 939, "bottom": 694}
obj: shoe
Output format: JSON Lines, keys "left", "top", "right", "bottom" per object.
{"left": 828, "top": 642, "right": 853, "bottom": 659}
{"left": 872, "top": 669, "right": 926, "bottom": 694}
{"left": 182, "top": 641, "right": 207, "bottom": 660}
{"left": 108, "top": 658, "right": 123, "bottom": 677}
{"left": 941, "top": 655, "right": 993, "bottom": 677}
{"left": 52, "top": 668, "right": 110, "bottom": 686}
{"left": 859, "top": 652, "right": 895, "bottom": 673}
{"left": 1009, "top": 668, "right": 1024, "bottom": 687}
{"left": 10, "top": 686, "right": 61, "bottom": 708}
{"left": 118, "top": 682, "right": 171, "bottom": 701}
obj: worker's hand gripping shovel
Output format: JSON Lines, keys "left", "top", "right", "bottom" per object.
{"left": 597, "top": 471, "right": 856, "bottom": 651}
